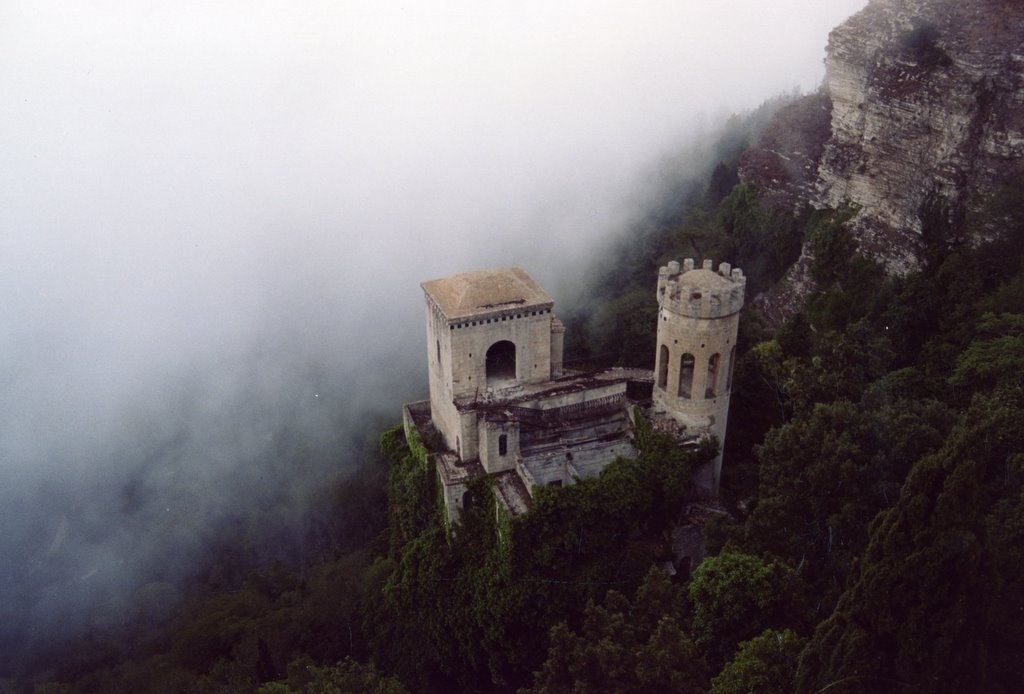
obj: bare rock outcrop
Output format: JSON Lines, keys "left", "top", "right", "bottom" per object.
{"left": 816, "top": 0, "right": 1024, "bottom": 272}
{"left": 747, "top": 0, "right": 1024, "bottom": 324}
{"left": 738, "top": 91, "right": 833, "bottom": 213}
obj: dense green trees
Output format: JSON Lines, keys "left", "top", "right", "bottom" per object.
{"left": 259, "top": 657, "right": 408, "bottom": 693}
{"left": 687, "top": 552, "right": 807, "bottom": 668}
{"left": 729, "top": 184, "right": 1024, "bottom": 691}
{"left": 737, "top": 398, "right": 954, "bottom": 613}
{"left": 796, "top": 391, "right": 1024, "bottom": 693}
{"left": 28, "top": 99, "right": 1024, "bottom": 693}
{"left": 364, "top": 418, "right": 715, "bottom": 691}
{"left": 526, "top": 568, "right": 707, "bottom": 694}
{"left": 710, "top": 629, "right": 805, "bottom": 694}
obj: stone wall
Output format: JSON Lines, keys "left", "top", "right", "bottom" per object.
{"left": 425, "top": 294, "right": 559, "bottom": 460}
{"left": 653, "top": 259, "right": 744, "bottom": 495}
{"left": 446, "top": 308, "right": 556, "bottom": 397}
{"left": 478, "top": 418, "right": 519, "bottom": 474}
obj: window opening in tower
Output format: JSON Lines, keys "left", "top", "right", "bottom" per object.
{"left": 486, "top": 340, "right": 517, "bottom": 387}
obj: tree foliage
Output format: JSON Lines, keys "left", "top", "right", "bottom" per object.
{"left": 526, "top": 568, "right": 707, "bottom": 694}
{"left": 687, "top": 552, "right": 808, "bottom": 668}
{"left": 710, "top": 629, "right": 805, "bottom": 694}
{"left": 28, "top": 95, "right": 1024, "bottom": 694}
{"left": 364, "top": 419, "right": 715, "bottom": 691}
{"left": 258, "top": 656, "right": 408, "bottom": 694}
{"left": 796, "top": 392, "right": 1024, "bottom": 693}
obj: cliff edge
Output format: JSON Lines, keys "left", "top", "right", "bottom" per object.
{"left": 745, "top": 0, "right": 1024, "bottom": 321}
{"left": 817, "top": 0, "right": 1024, "bottom": 271}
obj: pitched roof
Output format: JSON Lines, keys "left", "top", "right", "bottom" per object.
{"left": 421, "top": 267, "right": 552, "bottom": 320}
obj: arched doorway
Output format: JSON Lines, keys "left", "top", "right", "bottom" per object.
{"left": 486, "top": 341, "right": 517, "bottom": 387}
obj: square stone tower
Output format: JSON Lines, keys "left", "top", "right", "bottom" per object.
{"left": 421, "top": 267, "right": 565, "bottom": 462}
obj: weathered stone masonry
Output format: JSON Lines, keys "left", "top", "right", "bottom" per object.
{"left": 405, "top": 260, "right": 743, "bottom": 525}
{"left": 653, "top": 259, "right": 745, "bottom": 496}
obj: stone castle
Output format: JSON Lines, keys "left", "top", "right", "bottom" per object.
{"left": 402, "top": 259, "right": 745, "bottom": 524}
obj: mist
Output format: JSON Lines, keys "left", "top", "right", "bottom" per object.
{"left": 0, "top": 0, "right": 866, "bottom": 672}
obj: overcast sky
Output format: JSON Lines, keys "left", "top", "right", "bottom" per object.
{"left": 0, "top": 0, "right": 867, "bottom": 665}
{"left": 1, "top": 0, "right": 867, "bottom": 441}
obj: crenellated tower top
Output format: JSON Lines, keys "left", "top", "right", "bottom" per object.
{"left": 657, "top": 258, "right": 745, "bottom": 319}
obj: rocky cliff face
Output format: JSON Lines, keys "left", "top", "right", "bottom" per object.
{"left": 816, "top": 0, "right": 1024, "bottom": 271}
{"left": 746, "top": 0, "right": 1024, "bottom": 311}
{"left": 738, "top": 91, "right": 834, "bottom": 213}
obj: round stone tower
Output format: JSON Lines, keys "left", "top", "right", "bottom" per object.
{"left": 653, "top": 258, "right": 745, "bottom": 496}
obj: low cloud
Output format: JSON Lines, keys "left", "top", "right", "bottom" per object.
{"left": 0, "top": 0, "right": 866, "bottom": 672}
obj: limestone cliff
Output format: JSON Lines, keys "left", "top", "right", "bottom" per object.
{"left": 746, "top": 0, "right": 1024, "bottom": 320}
{"left": 817, "top": 0, "right": 1024, "bottom": 271}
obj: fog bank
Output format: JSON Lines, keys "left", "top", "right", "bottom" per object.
{"left": 0, "top": 0, "right": 867, "bottom": 672}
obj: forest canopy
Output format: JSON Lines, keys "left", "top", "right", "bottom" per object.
{"left": 15, "top": 95, "right": 1024, "bottom": 694}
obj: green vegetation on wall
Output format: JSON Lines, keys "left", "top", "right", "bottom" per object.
{"left": 364, "top": 413, "right": 716, "bottom": 691}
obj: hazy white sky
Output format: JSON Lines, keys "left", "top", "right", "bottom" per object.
{"left": 0, "top": 0, "right": 867, "bottom": 655}
{"left": 1, "top": 2, "right": 866, "bottom": 282}
{"left": 0, "top": 0, "right": 866, "bottom": 432}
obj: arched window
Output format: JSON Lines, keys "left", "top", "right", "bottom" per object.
{"left": 486, "top": 340, "right": 517, "bottom": 386}
{"left": 498, "top": 434, "right": 508, "bottom": 456}
{"left": 657, "top": 345, "right": 669, "bottom": 390}
{"left": 706, "top": 353, "right": 720, "bottom": 398}
{"left": 726, "top": 346, "right": 736, "bottom": 392}
{"left": 436, "top": 339, "right": 441, "bottom": 364}
{"left": 679, "top": 353, "right": 695, "bottom": 399}
{"left": 462, "top": 490, "right": 473, "bottom": 512}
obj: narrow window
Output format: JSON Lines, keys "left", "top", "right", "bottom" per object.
{"left": 679, "top": 353, "right": 695, "bottom": 399}
{"left": 462, "top": 490, "right": 473, "bottom": 512}
{"left": 726, "top": 346, "right": 736, "bottom": 392}
{"left": 657, "top": 345, "right": 669, "bottom": 390}
{"left": 498, "top": 434, "right": 508, "bottom": 456}
{"left": 706, "top": 353, "right": 720, "bottom": 398}
{"left": 436, "top": 339, "right": 441, "bottom": 364}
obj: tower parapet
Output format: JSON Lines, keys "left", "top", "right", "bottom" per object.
{"left": 657, "top": 259, "right": 746, "bottom": 318}
{"left": 653, "top": 258, "right": 744, "bottom": 496}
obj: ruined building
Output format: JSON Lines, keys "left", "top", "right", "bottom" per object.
{"left": 402, "top": 261, "right": 744, "bottom": 524}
